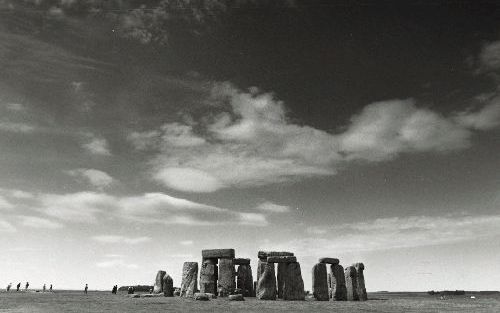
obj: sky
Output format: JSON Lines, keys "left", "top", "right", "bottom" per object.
{"left": 0, "top": 0, "right": 499, "bottom": 292}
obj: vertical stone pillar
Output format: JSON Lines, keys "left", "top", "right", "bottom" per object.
{"left": 277, "top": 263, "right": 287, "bottom": 299}
{"left": 153, "top": 270, "right": 166, "bottom": 294}
{"left": 344, "top": 265, "right": 359, "bottom": 301}
{"left": 354, "top": 263, "right": 367, "bottom": 301}
{"left": 236, "top": 264, "right": 254, "bottom": 297}
{"left": 312, "top": 263, "right": 329, "bottom": 301}
{"left": 200, "top": 258, "right": 218, "bottom": 295}
{"left": 180, "top": 262, "right": 198, "bottom": 297}
{"left": 162, "top": 274, "right": 174, "bottom": 297}
{"left": 331, "top": 264, "right": 347, "bottom": 301}
{"left": 282, "top": 262, "right": 305, "bottom": 300}
{"left": 256, "top": 262, "right": 277, "bottom": 300}
{"left": 218, "top": 258, "right": 235, "bottom": 297}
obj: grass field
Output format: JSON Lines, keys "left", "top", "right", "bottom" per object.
{"left": 1, "top": 291, "right": 499, "bottom": 312}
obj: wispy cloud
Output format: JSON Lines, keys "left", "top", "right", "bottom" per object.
{"left": 0, "top": 219, "right": 16, "bottom": 232}
{"left": 0, "top": 121, "right": 35, "bottom": 133}
{"left": 65, "top": 168, "right": 115, "bottom": 190}
{"left": 478, "top": 40, "right": 500, "bottom": 72}
{"left": 92, "top": 235, "right": 151, "bottom": 245}
{"left": 18, "top": 216, "right": 63, "bottom": 229}
{"left": 255, "top": 201, "right": 290, "bottom": 213}
{"left": 0, "top": 196, "right": 14, "bottom": 210}
{"left": 96, "top": 255, "right": 139, "bottom": 269}
{"left": 82, "top": 134, "right": 111, "bottom": 156}
{"left": 179, "top": 240, "right": 194, "bottom": 246}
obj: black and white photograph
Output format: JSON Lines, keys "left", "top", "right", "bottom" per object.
{"left": 0, "top": 0, "right": 499, "bottom": 312}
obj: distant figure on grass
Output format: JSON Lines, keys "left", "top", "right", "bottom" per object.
{"left": 111, "top": 285, "right": 117, "bottom": 294}
{"left": 25, "top": 282, "right": 29, "bottom": 291}
{"left": 6, "top": 283, "right": 12, "bottom": 291}
{"left": 84, "top": 284, "right": 88, "bottom": 294}
{"left": 49, "top": 284, "right": 53, "bottom": 292}
{"left": 43, "top": 284, "right": 46, "bottom": 292}
{"left": 16, "top": 283, "right": 21, "bottom": 291}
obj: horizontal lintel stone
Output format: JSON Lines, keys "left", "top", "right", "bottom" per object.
{"left": 233, "top": 258, "right": 251, "bottom": 265}
{"left": 267, "top": 256, "right": 297, "bottom": 263}
{"left": 258, "top": 251, "right": 294, "bottom": 259}
{"left": 318, "top": 258, "right": 339, "bottom": 265}
{"left": 202, "top": 249, "right": 235, "bottom": 259}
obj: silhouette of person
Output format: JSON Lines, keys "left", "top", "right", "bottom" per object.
{"left": 25, "top": 282, "right": 29, "bottom": 291}
{"left": 6, "top": 283, "right": 12, "bottom": 291}
{"left": 43, "top": 284, "right": 46, "bottom": 292}
{"left": 16, "top": 283, "right": 21, "bottom": 291}
{"left": 49, "top": 284, "right": 53, "bottom": 292}
{"left": 84, "top": 284, "right": 88, "bottom": 294}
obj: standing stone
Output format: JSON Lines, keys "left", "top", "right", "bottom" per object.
{"left": 312, "top": 263, "right": 329, "bottom": 301}
{"left": 236, "top": 264, "right": 254, "bottom": 297}
{"left": 331, "top": 264, "right": 347, "bottom": 301}
{"left": 354, "top": 263, "right": 367, "bottom": 301}
{"left": 345, "top": 266, "right": 359, "bottom": 301}
{"left": 253, "top": 281, "right": 257, "bottom": 297}
{"left": 282, "top": 262, "right": 305, "bottom": 300}
{"left": 180, "top": 262, "right": 198, "bottom": 297}
{"left": 327, "top": 272, "right": 332, "bottom": 298}
{"left": 257, "top": 259, "right": 267, "bottom": 283}
{"left": 256, "top": 262, "right": 276, "bottom": 300}
{"left": 153, "top": 270, "right": 166, "bottom": 294}
{"left": 217, "top": 258, "right": 235, "bottom": 297}
{"left": 200, "top": 258, "right": 218, "bottom": 295}
{"left": 162, "top": 275, "right": 174, "bottom": 297}
{"left": 277, "top": 263, "right": 287, "bottom": 298}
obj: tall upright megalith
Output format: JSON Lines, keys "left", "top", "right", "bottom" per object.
{"left": 235, "top": 258, "right": 253, "bottom": 297}
{"left": 200, "top": 258, "right": 218, "bottom": 294}
{"left": 354, "top": 263, "right": 367, "bottom": 301}
{"left": 256, "top": 262, "right": 277, "bottom": 300}
{"left": 218, "top": 258, "right": 235, "bottom": 296}
{"left": 162, "top": 274, "right": 174, "bottom": 297}
{"left": 282, "top": 262, "right": 305, "bottom": 300}
{"left": 330, "top": 264, "right": 347, "bottom": 301}
{"left": 277, "top": 263, "right": 287, "bottom": 298}
{"left": 344, "top": 265, "right": 359, "bottom": 301}
{"left": 312, "top": 263, "right": 329, "bottom": 301}
{"left": 180, "top": 262, "right": 198, "bottom": 297}
{"left": 153, "top": 270, "right": 166, "bottom": 294}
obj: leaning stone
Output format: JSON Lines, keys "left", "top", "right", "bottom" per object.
{"left": 258, "top": 251, "right": 294, "bottom": 259}
{"left": 228, "top": 294, "right": 245, "bottom": 301}
{"left": 236, "top": 264, "right": 254, "bottom": 297}
{"left": 202, "top": 249, "right": 235, "bottom": 259}
{"left": 282, "top": 262, "right": 305, "bottom": 300}
{"left": 217, "top": 258, "right": 235, "bottom": 297}
{"left": 256, "top": 262, "right": 277, "bottom": 300}
{"left": 277, "top": 263, "right": 286, "bottom": 299}
{"left": 312, "top": 263, "right": 329, "bottom": 301}
{"left": 331, "top": 264, "right": 347, "bottom": 301}
{"left": 267, "top": 256, "right": 297, "bottom": 263}
{"left": 194, "top": 292, "right": 210, "bottom": 301}
{"left": 153, "top": 270, "right": 166, "bottom": 293}
{"left": 344, "top": 266, "right": 359, "bottom": 301}
{"left": 162, "top": 275, "right": 174, "bottom": 297}
{"left": 233, "top": 258, "right": 251, "bottom": 265}
{"left": 318, "top": 258, "right": 339, "bottom": 265}
{"left": 354, "top": 263, "right": 367, "bottom": 301}
{"left": 180, "top": 262, "right": 198, "bottom": 297}
{"left": 200, "top": 258, "right": 218, "bottom": 295}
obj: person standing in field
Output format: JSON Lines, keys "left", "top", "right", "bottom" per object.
{"left": 84, "top": 284, "right": 88, "bottom": 294}
{"left": 16, "top": 282, "right": 20, "bottom": 291}
{"left": 43, "top": 284, "right": 46, "bottom": 292}
{"left": 6, "top": 283, "right": 12, "bottom": 291}
{"left": 49, "top": 284, "right": 52, "bottom": 292}
{"left": 25, "top": 282, "right": 29, "bottom": 291}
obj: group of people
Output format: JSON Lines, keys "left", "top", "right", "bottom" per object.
{"left": 5, "top": 282, "right": 53, "bottom": 292}
{"left": 111, "top": 285, "right": 118, "bottom": 294}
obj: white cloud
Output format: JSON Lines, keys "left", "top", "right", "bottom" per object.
{"left": 180, "top": 240, "right": 193, "bottom": 245}
{"left": 238, "top": 212, "right": 268, "bottom": 226}
{"left": 454, "top": 97, "right": 500, "bottom": 130}
{"left": 255, "top": 201, "right": 290, "bottom": 213}
{"left": 0, "top": 196, "right": 14, "bottom": 210}
{"left": 154, "top": 167, "right": 224, "bottom": 193}
{"left": 18, "top": 216, "right": 63, "bottom": 229}
{"left": 82, "top": 135, "right": 111, "bottom": 155}
{"left": 92, "top": 235, "right": 151, "bottom": 244}
{"left": 286, "top": 214, "right": 500, "bottom": 256}
{"left": 4, "top": 103, "right": 25, "bottom": 111}
{"left": 0, "top": 121, "right": 35, "bottom": 133}
{"left": 479, "top": 40, "right": 500, "bottom": 72}
{"left": 0, "top": 219, "right": 16, "bottom": 232}
{"left": 66, "top": 168, "right": 115, "bottom": 190}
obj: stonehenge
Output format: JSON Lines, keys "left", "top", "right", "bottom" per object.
{"left": 218, "top": 258, "right": 235, "bottom": 296}
{"left": 312, "top": 263, "right": 329, "bottom": 301}
{"left": 236, "top": 263, "right": 254, "bottom": 297}
{"left": 331, "top": 263, "right": 347, "bottom": 301}
{"left": 282, "top": 262, "right": 305, "bottom": 300}
{"left": 354, "top": 263, "right": 367, "bottom": 301}
{"left": 256, "top": 262, "right": 277, "bottom": 300}
{"left": 180, "top": 262, "right": 198, "bottom": 297}
{"left": 162, "top": 275, "right": 174, "bottom": 297}
{"left": 200, "top": 258, "right": 218, "bottom": 295}
{"left": 153, "top": 270, "right": 166, "bottom": 294}
{"left": 345, "top": 265, "right": 359, "bottom": 301}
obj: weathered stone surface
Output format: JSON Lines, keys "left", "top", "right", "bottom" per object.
{"left": 194, "top": 292, "right": 210, "bottom": 301}
{"left": 344, "top": 266, "right": 359, "bottom": 301}
{"left": 162, "top": 275, "right": 174, "bottom": 297}
{"left": 331, "top": 264, "right": 347, "bottom": 301}
{"left": 153, "top": 270, "right": 166, "bottom": 294}
{"left": 236, "top": 264, "right": 254, "bottom": 297}
{"left": 228, "top": 294, "right": 245, "bottom": 301}
{"left": 312, "top": 263, "right": 329, "bottom": 301}
{"left": 234, "top": 258, "right": 251, "bottom": 265}
{"left": 202, "top": 249, "right": 235, "bottom": 259}
{"left": 256, "top": 262, "right": 277, "bottom": 300}
{"left": 180, "top": 262, "right": 198, "bottom": 297}
{"left": 277, "top": 263, "right": 286, "bottom": 299}
{"left": 217, "top": 258, "right": 235, "bottom": 297}
{"left": 267, "top": 256, "right": 297, "bottom": 263}
{"left": 200, "top": 259, "right": 218, "bottom": 295}
{"left": 258, "top": 251, "right": 294, "bottom": 259}
{"left": 282, "top": 262, "right": 305, "bottom": 300}
{"left": 319, "top": 258, "right": 339, "bottom": 265}
{"left": 354, "top": 263, "right": 367, "bottom": 301}
{"left": 257, "top": 259, "right": 267, "bottom": 283}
